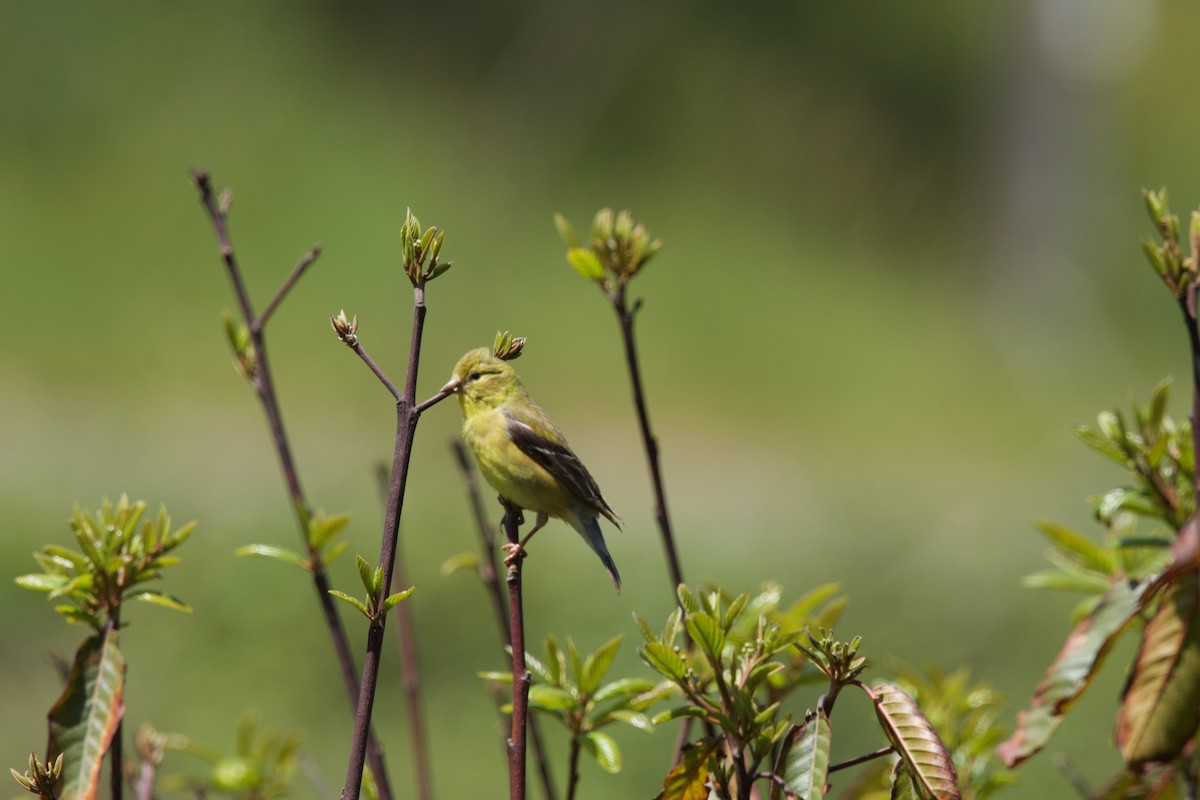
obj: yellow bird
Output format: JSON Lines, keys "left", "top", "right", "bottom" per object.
{"left": 442, "top": 348, "right": 622, "bottom": 591}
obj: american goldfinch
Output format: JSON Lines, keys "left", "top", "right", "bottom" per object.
{"left": 442, "top": 348, "right": 622, "bottom": 591}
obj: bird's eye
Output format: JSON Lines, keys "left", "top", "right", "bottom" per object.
{"left": 468, "top": 372, "right": 482, "bottom": 381}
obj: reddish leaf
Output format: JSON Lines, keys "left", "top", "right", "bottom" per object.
{"left": 997, "top": 578, "right": 1148, "bottom": 767}
{"left": 1117, "top": 568, "right": 1200, "bottom": 767}
{"left": 869, "top": 683, "right": 960, "bottom": 800}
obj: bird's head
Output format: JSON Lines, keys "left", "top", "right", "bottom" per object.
{"left": 441, "top": 347, "right": 523, "bottom": 414}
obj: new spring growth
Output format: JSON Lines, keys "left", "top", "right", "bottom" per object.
{"left": 10, "top": 753, "right": 62, "bottom": 797}
{"left": 330, "top": 309, "right": 359, "bottom": 346}
{"left": 796, "top": 628, "right": 867, "bottom": 684}
{"left": 400, "top": 208, "right": 451, "bottom": 288}
{"left": 555, "top": 208, "right": 662, "bottom": 287}
{"left": 492, "top": 330, "right": 526, "bottom": 361}
{"left": 223, "top": 310, "right": 257, "bottom": 378}
{"left": 1141, "top": 187, "right": 1200, "bottom": 299}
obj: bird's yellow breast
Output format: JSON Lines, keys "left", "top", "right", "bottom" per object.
{"left": 463, "top": 409, "right": 571, "bottom": 520}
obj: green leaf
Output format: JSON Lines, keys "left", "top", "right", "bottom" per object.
{"left": 528, "top": 685, "right": 576, "bottom": 712}
{"left": 603, "top": 708, "right": 655, "bottom": 732}
{"left": 684, "top": 612, "right": 726, "bottom": 661}
{"left": 382, "top": 586, "right": 415, "bottom": 612}
{"left": 328, "top": 590, "right": 369, "bottom": 617}
{"left": 439, "top": 551, "right": 480, "bottom": 576}
{"left": 545, "top": 636, "right": 565, "bottom": 686}
{"left": 321, "top": 540, "right": 349, "bottom": 565}
{"left": 677, "top": 584, "right": 701, "bottom": 614}
{"left": 477, "top": 671, "right": 514, "bottom": 685}
{"left": 593, "top": 677, "right": 658, "bottom": 703}
{"left": 566, "top": 247, "right": 603, "bottom": 280}
{"left": 307, "top": 512, "right": 350, "bottom": 550}
{"left": 128, "top": 590, "right": 192, "bottom": 613}
{"left": 633, "top": 615, "right": 658, "bottom": 644}
{"left": 234, "top": 544, "right": 306, "bottom": 568}
{"left": 774, "top": 712, "right": 831, "bottom": 800}
{"left": 1020, "top": 569, "right": 1112, "bottom": 594}
{"left": 997, "top": 578, "right": 1149, "bottom": 767}
{"left": 641, "top": 642, "right": 687, "bottom": 682}
{"left": 869, "top": 683, "right": 960, "bottom": 800}
{"left": 356, "top": 554, "right": 374, "bottom": 593}
{"left": 1116, "top": 569, "right": 1200, "bottom": 767}
{"left": 48, "top": 630, "right": 126, "bottom": 800}
{"left": 14, "top": 573, "right": 67, "bottom": 592}
{"left": 1036, "top": 521, "right": 1117, "bottom": 575}
{"left": 582, "top": 731, "right": 621, "bottom": 774}
{"left": 1075, "top": 425, "right": 1131, "bottom": 466}
{"left": 525, "top": 650, "right": 557, "bottom": 686}
{"left": 652, "top": 706, "right": 709, "bottom": 725}
{"left": 581, "top": 635, "right": 623, "bottom": 695}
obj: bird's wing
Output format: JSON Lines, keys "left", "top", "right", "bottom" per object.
{"left": 503, "top": 406, "right": 621, "bottom": 527}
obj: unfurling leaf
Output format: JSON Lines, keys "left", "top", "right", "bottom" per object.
{"left": 567, "top": 247, "right": 604, "bottom": 281}
{"left": 582, "top": 731, "right": 621, "bottom": 774}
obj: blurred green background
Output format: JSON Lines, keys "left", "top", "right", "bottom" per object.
{"left": 3, "top": 1, "right": 1200, "bottom": 797}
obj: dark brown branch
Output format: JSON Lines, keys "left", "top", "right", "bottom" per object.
{"left": 501, "top": 499, "right": 530, "bottom": 800}
{"left": 108, "top": 610, "right": 123, "bottom": 800}
{"left": 349, "top": 339, "right": 403, "bottom": 401}
{"left": 609, "top": 282, "right": 685, "bottom": 592}
{"left": 341, "top": 287, "right": 431, "bottom": 800}
{"left": 190, "top": 169, "right": 393, "bottom": 800}
{"left": 1179, "top": 283, "right": 1200, "bottom": 511}
{"left": 450, "top": 442, "right": 557, "bottom": 800}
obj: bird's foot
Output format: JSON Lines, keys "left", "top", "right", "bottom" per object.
{"left": 501, "top": 541, "right": 528, "bottom": 566}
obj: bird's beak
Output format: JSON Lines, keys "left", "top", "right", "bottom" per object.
{"left": 440, "top": 376, "right": 461, "bottom": 394}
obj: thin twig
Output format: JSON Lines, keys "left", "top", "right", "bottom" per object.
{"left": 450, "top": 442, "right": 558, "bottom": 800}
{"left": 501, "top": 499, "right": 530, "bottom": 800}
{"left": 350, "top": 340, "right": 403, "bottom": 401}
{"left": 258, "top": 246, "right": 321, "bottom": 330}
{"left": 190, "top": 169, "right": 394, "bottom": 800}
{"left": 565, "top": 736, "right": 581, "bottom": 800}
{"left": 826, "top": 746, "right": 894, "bottom": 775}
{"left": 610, "top": 283, "right": 685, "bottom": 590}
{"left": 1179, "top": 283, "right": 1200, "bottom": 511}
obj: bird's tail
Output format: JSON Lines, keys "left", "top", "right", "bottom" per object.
{"left": 575, "top": 515, "right": 621, "bottom": 593}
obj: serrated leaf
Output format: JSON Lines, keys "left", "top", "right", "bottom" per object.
{"left": 1117, "top": 569, "right": 1200, "bottom": 767}
{"left": 677, "top": 585, "right": 701, "bottom": 614}
{"left": 634, "top": 614, "right": 658, "bottom": 644}
{"left": 583, "top": 731, "right": 621, "bottom": 774}
{"left": 128, "top": 590, "right": 192, "bottom": 613}
{"left": 566, "top": 247, "right": 604, "bottom": 280}
{"left": 439, "top": 551, "right": 480, "bottom": 576}
{"left": 582, "top": 635, "right": 623, "bottom": 695}
{"left": 685, "top": 612, "right": 726, "bottom": 662}
{"left": 641, "top": 642, "right": 687, "bottom": 681}
{"left": 997, "top": 578, "right": 1149, "bottom": 767}
{"left": 774, "top": 712, "right": 831, "bottom": 800}
{"left": 234, "top": 544, "right": 306, "bottom": 567}
{"left": 870, "top": 683, "right": 960, "bottom": 800}
{"left": 525, "top": 650, "right": 557, "bottom": 686}
{"left": 656, "top": 739, "right": 717, "bottom": 800}
{"left": 48, "top": 630, "right": 125, "bottom": 800}
{"left": 545, "top": 636, "right": 564, "bottom": 686}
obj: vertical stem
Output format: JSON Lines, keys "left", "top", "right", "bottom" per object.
{"left": 502, "top": 502, "right": 529, "bottom": 800}
{"left": 611, "top": 285, "right": 685, "bottom": 590}
{"left": 451, "top": 442, "right": 557, "bottom": 800}
{"left": 1182, "top": 286, "right": 1200, "bottom": 508}
{"left": 565, "top": 737, "right": 581, "bottom": 800}
{"left": 342, "top": 292, "right": 429, "bottom": 800}
{"left": 391, "top": 547, "right": 433, "bottom": 800}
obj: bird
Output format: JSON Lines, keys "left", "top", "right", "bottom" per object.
{"left": 441, "top": 347, "right": 622, "bottom": 591}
